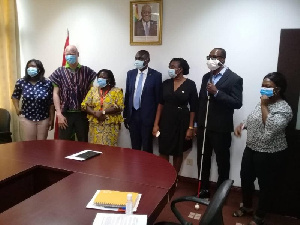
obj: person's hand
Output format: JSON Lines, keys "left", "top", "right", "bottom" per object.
{"left": 185, "top": 128, "right": 193, "bottom": 140}
{"left": 94, "top": 111, "right": 106, "bottom": 122}
{"left": 48, "top": 120, "right": 54, "bottom": 131}
{"left": 124, "top": 118, "right": 130, "bottom": 129}
{"left": 234, "top": 123, "right": 244, "bottom": 137}
{"left": 152, "top": 125, "right": 159, "bottom": 137}
{"left": 57, "top": 113, "right": 68, "bottom": 130}
{"left": 93, "top": 111, "right": 101, "bottom": 119}
{"left": 260, "top": 95, "right": 270, "bottom": 106}
{"left": 15, "top": 108, "right": 21, "bottom": 116}
{"left": 206, "top": 82, "right": 218, "bottom": 95}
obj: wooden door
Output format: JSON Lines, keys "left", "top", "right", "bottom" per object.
{"left": 276, "top": 29, "right": 300, "bottom": 218}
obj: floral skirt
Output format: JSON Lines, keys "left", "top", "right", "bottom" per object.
{"left": 88, "top": 122, "right": 121, "bottom": 146}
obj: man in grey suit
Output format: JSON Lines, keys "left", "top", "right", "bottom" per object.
{"left": 196, "top": 48, "right": 243, "bottom": 198}
{"left": 135, "top": 4, "right": 157, "bottom": 36}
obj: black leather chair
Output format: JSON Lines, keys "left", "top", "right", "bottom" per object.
{"left": 0, "top": 108, "right": 12, "bottom": 144}
{"left": 155, "top": 179, "right": 234, "bottom": 225}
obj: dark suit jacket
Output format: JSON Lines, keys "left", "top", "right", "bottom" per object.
{"left": 135, "top": 20, "right": 157, "bottom": 36}
{"left": 197, "top": 68, "right": 243, "bottom": 133}
{"left": 124, "top": 68, "right": 162, "bottom": 126}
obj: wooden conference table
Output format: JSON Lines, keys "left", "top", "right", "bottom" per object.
{"left": 0, "top": 140, "right": 177, "bottom": 225}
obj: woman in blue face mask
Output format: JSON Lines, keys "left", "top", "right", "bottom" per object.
{"left": 233, "top": 72, "right": 293, "bottom": 225}
{"left": 81, "top": 69, "right": 124, "bottom": 146}
{"left": 11, "top": 59, "right": 55, "bottom": 140}
{"left": 152, "top": 58, "right": 198, "bottom": 173}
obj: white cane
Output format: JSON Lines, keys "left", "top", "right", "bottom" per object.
{"left": 195, "top": 78, "right": 212, "bottom": 210}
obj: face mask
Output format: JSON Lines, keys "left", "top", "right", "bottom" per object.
{"left": 134, "top": 60, "right": 144, "bottom": 69}
{"left": 207, "top": 59, "right": 220, "bottom": 71}
{"left": 27, "top": 67, "right": 38, "bottom": 77}
{"left": 65, "top": 55, "right": 77, "bottom": 64}
{"left": 168, "top": 69, "right": 177, "bottom": 78}
{"left": 97, "top": 78, "right": 107, "bottom": 88}
{"left": 260, "top": 87, "right": 274, "bottom": 97}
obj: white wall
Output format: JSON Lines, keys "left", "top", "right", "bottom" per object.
{"left": 16, "top": 0, "right": 300, "bottom": 186}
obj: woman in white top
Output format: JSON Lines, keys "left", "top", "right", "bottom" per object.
{"left": 232, "top": 72, "right": 293, "bottom": 225}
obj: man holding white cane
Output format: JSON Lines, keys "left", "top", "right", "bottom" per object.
{"left": 195, "top": 48, "right": 243, "bottom": 198}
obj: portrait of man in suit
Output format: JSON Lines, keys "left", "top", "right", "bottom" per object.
{"left": 134, "top": 4, "right": 158, "bottom": 36}
{"left": 123, "top": 50, "right": 162, "bottom": 153}
{"left": 196, "top": 48, "right": 243, "bottom": 198}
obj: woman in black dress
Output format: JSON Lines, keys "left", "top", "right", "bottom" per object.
{"left": 152, "top": 58, "right": 198, "bottom": 173}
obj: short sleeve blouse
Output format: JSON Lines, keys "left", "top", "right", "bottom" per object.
{"left": 11, "top": 78, "right": 53, "bottom": 121}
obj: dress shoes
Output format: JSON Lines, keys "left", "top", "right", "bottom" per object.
{"left": 197, "top": 189, "right": 210, "bottom": 199}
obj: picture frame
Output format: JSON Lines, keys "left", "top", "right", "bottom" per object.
{"left": 130, "top": 0, "right": 163, "bottom": 45}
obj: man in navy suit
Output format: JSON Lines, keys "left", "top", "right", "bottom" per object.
{"left": 196, "top": 48, "right": 243, "bottom": 198}
{"left": 124, "top": 50, "right": 162, "bottom": 153}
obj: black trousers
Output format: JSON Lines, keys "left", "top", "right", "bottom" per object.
{"left": 197, "top": 129, "right": 231, "bottom": 190}
{"left": 241, "top": 146, "right": 287, "bottom": 218}
{"left": 59, "top": 112, "right": 89, "bottom": 142}
{"left": 129, "top": 108, "right": 153, "bottom": 153}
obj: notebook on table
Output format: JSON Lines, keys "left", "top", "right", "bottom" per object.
{"left": 93, "top": 190, "right": 139, "bottom": 208}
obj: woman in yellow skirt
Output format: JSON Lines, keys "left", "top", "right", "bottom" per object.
{"left": 81, "top": 69, "right": 124, "bottom": 146}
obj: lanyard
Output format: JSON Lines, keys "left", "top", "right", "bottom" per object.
{"left": 99, "top": 88, "right": 109, "bottom": 110}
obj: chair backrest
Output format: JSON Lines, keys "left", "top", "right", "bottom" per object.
{"left": 199, "top": 179, "right": 233, "bottom": 225}
{"left": 0, "top": 108, "right": 11, "bottom": 132}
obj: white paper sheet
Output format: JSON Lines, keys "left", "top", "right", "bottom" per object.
{"left": 93, "top": 213, "right": 147, "bottom": 225}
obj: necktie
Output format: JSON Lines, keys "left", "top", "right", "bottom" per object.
{"left": 134, "top": 72, "right": 144, "bottom": 110}
{"left": 145, "top": 22, "right": 149, "bottom": 36}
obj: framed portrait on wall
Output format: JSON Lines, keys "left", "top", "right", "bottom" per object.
{"left": 130, "top": 0, "right": 163, "bottom": 45}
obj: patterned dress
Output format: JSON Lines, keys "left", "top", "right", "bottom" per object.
{"left": 81, "top": 87, "right": 124, "bottom": 146}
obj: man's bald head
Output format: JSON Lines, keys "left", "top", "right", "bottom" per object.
{"left": 64, "top": 45, "right": 79, "bottom": 66}
{"left": 141, "top": 4, "right": 152, "bottom": 22}
{"left": 64, "top": 45, "right": 79, "bottom": 56}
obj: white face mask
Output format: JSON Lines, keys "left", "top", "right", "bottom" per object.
{"left": 168, "top": 69, "right": 177, "bottom": 78}
{"left": 207, "top": 59, "right": 220, "bottom": 71}
{"left": 134, "top": 60, "right": 144, "bottom": 70}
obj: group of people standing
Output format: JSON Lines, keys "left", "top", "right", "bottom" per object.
{"left": 11, "top": 45, "right": 292, "bottom": 225}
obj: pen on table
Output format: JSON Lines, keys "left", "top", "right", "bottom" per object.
{"left": 103, "top": 206, "right": 126, "bottom": 211}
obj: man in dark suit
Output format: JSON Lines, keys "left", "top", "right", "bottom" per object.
{"left": 135, "top": 4, "right": 157, "bottom": 36}
{"left": 196, "top": 48, "right": 243, "bottom": 198}
{"left": 124, "top": 50, "right": 162, "bottom": 153}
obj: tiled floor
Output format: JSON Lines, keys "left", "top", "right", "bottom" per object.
{"left": 154, "top": 177, "right": 300, "bottom": 225}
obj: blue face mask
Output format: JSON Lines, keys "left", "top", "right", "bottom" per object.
{"left": 27, "top": 67, "right": 38, "bottom": 77}
{"left": 97, "top": 78, "right": 107, "bottom": 88}
{"left": 65, "top": 55, "right": 77, "bottom": 64}
{"left": 260, "top": 87, "right": 274, "bottom": 97}
{"left": 134, "top": 60, "right": 144, "bottom": 69}
{"left": 168, "top": 69, "right": 177, "bottom": 78}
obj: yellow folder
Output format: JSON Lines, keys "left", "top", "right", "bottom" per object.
{"left": 93, "top": 190, "right": 139, "bottom": 207}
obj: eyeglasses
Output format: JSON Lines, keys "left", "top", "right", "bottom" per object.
{"left": 206, "top": 55, "right": 223, "bottom": 60}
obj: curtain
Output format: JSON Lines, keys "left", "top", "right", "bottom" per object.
{"left": 0, "top": 0, "right": 21, "bottom": 141}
